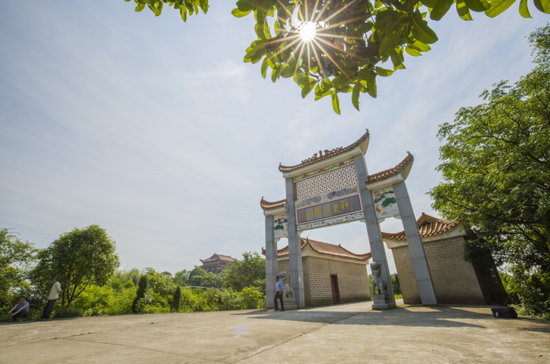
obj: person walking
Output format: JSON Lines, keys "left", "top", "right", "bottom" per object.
{"left": 37, "top": 276, "right": 61, "bottom": 320}
{"left": 274, "top": 276, "right": 284, "bottom": 311}
{"left": 8, "top": 296, "right": 29, "bottom": 322}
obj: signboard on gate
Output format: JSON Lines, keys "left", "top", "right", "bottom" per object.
{"left": 295, "top": 185, "right": 365, "bottom": 231}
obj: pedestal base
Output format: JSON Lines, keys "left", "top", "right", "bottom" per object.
{"left": 372, "top": 294, "right": 396, "bottom": 310}
{"left": 283, "top": 299, "right": 298, "bottom": 310}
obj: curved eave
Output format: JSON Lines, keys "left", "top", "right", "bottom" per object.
{"left": 278, "top": 130, "right": 370, "bottom": 173}
{"left": 365, "top": 152, "right": 414, "bottom": 185}
{"left": 260, "top": 197, "right": 286, "bottom": 211}
{"left": 262, "top": 238, "right": 372, "bottom": 261}
{"left": 381, "top": 213, "right": 460, "bottom": 241}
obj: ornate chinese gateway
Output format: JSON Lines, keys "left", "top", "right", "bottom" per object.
{"left": 261, "top": 130, "right": 437, "bottom": 309}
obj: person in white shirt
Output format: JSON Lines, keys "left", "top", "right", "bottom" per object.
{"left": 38, "top": 276, "right": 61, "bottom": 320}
{"left": 274, "top": 276, "right": 284, "bottom": 311}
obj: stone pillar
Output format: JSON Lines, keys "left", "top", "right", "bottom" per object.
{"left": 393, "top": 181, "right": 437, "bottom": 305}
{"left": 265, "top": 215, "right": 277, "bottom": 308}
{"left": 353, "top": 155, "right": 396, "bottom": 308}
{"left": 285, "top": 178, "right": 305, "bottom": 308}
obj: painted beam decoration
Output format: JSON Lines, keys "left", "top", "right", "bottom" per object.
{"left": 273, "top": 213, "right": 288, "bottom": 238}
{"left": 372, "top": 187, "right": 399, "bottom": 220}
{"left": 295, "top": 185, "right": 364, "bottom": 231}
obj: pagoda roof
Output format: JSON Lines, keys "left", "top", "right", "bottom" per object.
{"left": 381, "top": 213, "right": 459, "bottom": 241}
{"left": 199, "top": 253, "right": 235, "bottom": 263}
{"left": 260, "top": 197, "right": 286, "bottom": 211}
{"left": 366, "top": 152, "right": 414, "bottom": 185}
{"left": 262, "top": 238, "right": 372, "bottom": 261}
{"left": 278, "top": 130, "right": 370, "bottom": 173}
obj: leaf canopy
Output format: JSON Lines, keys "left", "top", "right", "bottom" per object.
{"left": 125, "top": 0, "right": 549, "bottom": 113}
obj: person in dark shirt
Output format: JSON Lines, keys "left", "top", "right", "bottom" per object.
{"left": 8, "top": 296, "right": 30, "bottom": 322}
{"left": 274, "top": 276, "right": 284, "bottom": 311}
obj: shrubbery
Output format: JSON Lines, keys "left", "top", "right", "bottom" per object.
{"left": 1, "top": 237, "right": 267, "bottom": 321}
{"left": 36, "top": 268, "right": 267, "bottom": 318}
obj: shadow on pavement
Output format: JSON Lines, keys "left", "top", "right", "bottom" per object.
{"left": 0, "top": 317, "right": 79, "bottom": 326}
{"left": 232, "top": 306, "right": 489, "bottom": 329}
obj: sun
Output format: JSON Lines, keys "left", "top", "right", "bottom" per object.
{"left": 299, "top": 21, "right": 317, "bottom": 42}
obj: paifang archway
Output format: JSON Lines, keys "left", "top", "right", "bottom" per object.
{"left": 260, "top": 130, "right": 437, "bottom": 309}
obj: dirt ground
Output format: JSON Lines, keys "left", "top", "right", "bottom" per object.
{"left": 1, "top": 300, "right": 549, "bottom": 363}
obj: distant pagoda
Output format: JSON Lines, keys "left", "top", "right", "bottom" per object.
{"left": 196, "top": 254, "right": 235, "bottom": 274}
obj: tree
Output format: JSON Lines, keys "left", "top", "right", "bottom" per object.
{"left": 223, "top": 252, "right": 265, "bottom": 292}
{"left": 124, "top": 0, "right": 550, "bottom": 114}
{"left": 188, "top": 267, "right": 207, "bottom": 286}
{"left": 114, "top": 267, "right": 144, "bottom": 286}
{"left": 172, "top": 286, "right": 182, "bottom": 312}
{"left": 30, "top": 225, "right": 120, "bottom": 308}
{"left": 187, "top": 267, "right": 226, "bottom": 288}
{"left": 391, "top": 273, "right": 401, "bottom": 295}
{"left": 173, "top": 269, "right": 190, "bottom": 286}
{"left": 0, "top": 229, "right": 36, "bottom": 309}
{"left": 429, "top": 24, "right": 550, "bottom": 316}
{"left": 132, "top": 274, "right": 148, "bottom": 313}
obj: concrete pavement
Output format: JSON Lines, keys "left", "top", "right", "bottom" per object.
{"left": 1, "top": 301, "right": 549, "bottom": 363}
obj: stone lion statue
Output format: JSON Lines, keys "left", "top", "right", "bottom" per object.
{"left": 370, "top": 262, "right": 387, "bottom": 296}
{"left": 277, "top": 271, "right": 294, "bottom": 299}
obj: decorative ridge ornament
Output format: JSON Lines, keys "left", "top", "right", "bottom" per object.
{"left": 279, "top": 129, "right": 370, "bottom": 172}
{"left": 260, "top": 197, "right": 286, "bottom": 210}
{"left": 365, "top": 152, "right": 414, "bottom": 184}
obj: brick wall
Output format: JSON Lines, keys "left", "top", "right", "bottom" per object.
{"left": 392, "top": 246, "right": 421, "bottom": 304}
{"left": 392, "top": 236, "right": 486, "bottom": 304}
{"left": 277, "top": 256, "right": 370, "bottom": 307}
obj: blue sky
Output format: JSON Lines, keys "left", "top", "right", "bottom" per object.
{"left": 1, "top": 1, "right": 548, "bottom": 274}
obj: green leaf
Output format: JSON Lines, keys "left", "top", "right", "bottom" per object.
{"left": 413, "top": 10, "right": 439, "bottom": 44}
{"left": 332, "top": 93, "right": 341, "bottom": 115}
{"left": 261, "top": 57, "right": 269, "bottom": 79}
{"left": 352, "top": 82, "right": 361, "bottom": 111}
{"left": 518, "top": 0, "right": 532, "bottom": 16}
{"left": 271, "top": 65, "right": 284, "bottom": 82}
{"left": 405, "top": 45, "right": 422, "bottom": 56}
{"left": 390, "top": 49, "right": 406, "bottom": 69}
{"left": 376, "top": 66, "right": 395, "bottom": 76}
{"left": 485, "top": 0, "right": 517, "bottom": 17}
{"left": 457, "top": 1, "right": 474, "bottom": 19}
{"left": 180, "top": 5, "right": 188, "bottom": 21}
{"left": 263, "top": 21, "right": 271, "bottom": 40}
{"left": 413, "top": 41, "right": 432, "bottom": 52}
{"left": 274, "top": 20, "right": 281, "bottom": 35}
{"left": 280, "top": 66, "right": 294, "bottom": 78}
{"left": 431, "top": 0, "right": 454, "bottom": 20}
{"left": 135, "top": 3, "right": 146, "bottom": 12}
{"left": 199, "top": 0, "right": 209, "bottom": 14}
{"left": 301, "top": 81, "right": 315, "bottom": 98}
{"left": 232, "top": 8, "right": 252, "bottom": 18}
{"left": 362, "top": 71, "right": 377, "bottom": 98}
{"left": 464, "top": 0, "right": 491, "bottom": 11}
{"left": 255, "top": 23, "right": 266, "bottom": 40}
{"left": 421, "top": 0, "right": 439, "bottom": 6}
{"left": 236, "top": 0, "right": 253, "bottom": 12}
{"left": 255, "top": 9, "right": 266, "bottom": 25}
{"left": 534, "top": 0, "right": 550, "bottom": 13}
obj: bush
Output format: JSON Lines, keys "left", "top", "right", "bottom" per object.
{"left": 53, "top": 306, "right": 84, "bottom": 318}
{"left": 501, "top": 268, "right": 550, "bottom": 320}
{"left": 72, "top": 284, "right": 136, "bottom": 316}
{"left": 241, "top": 287, "right": 266, "bottom": 309}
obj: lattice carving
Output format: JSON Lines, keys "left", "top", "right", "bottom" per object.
{"left": 296, "top": 165, "right": 358, "bottom": 200}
